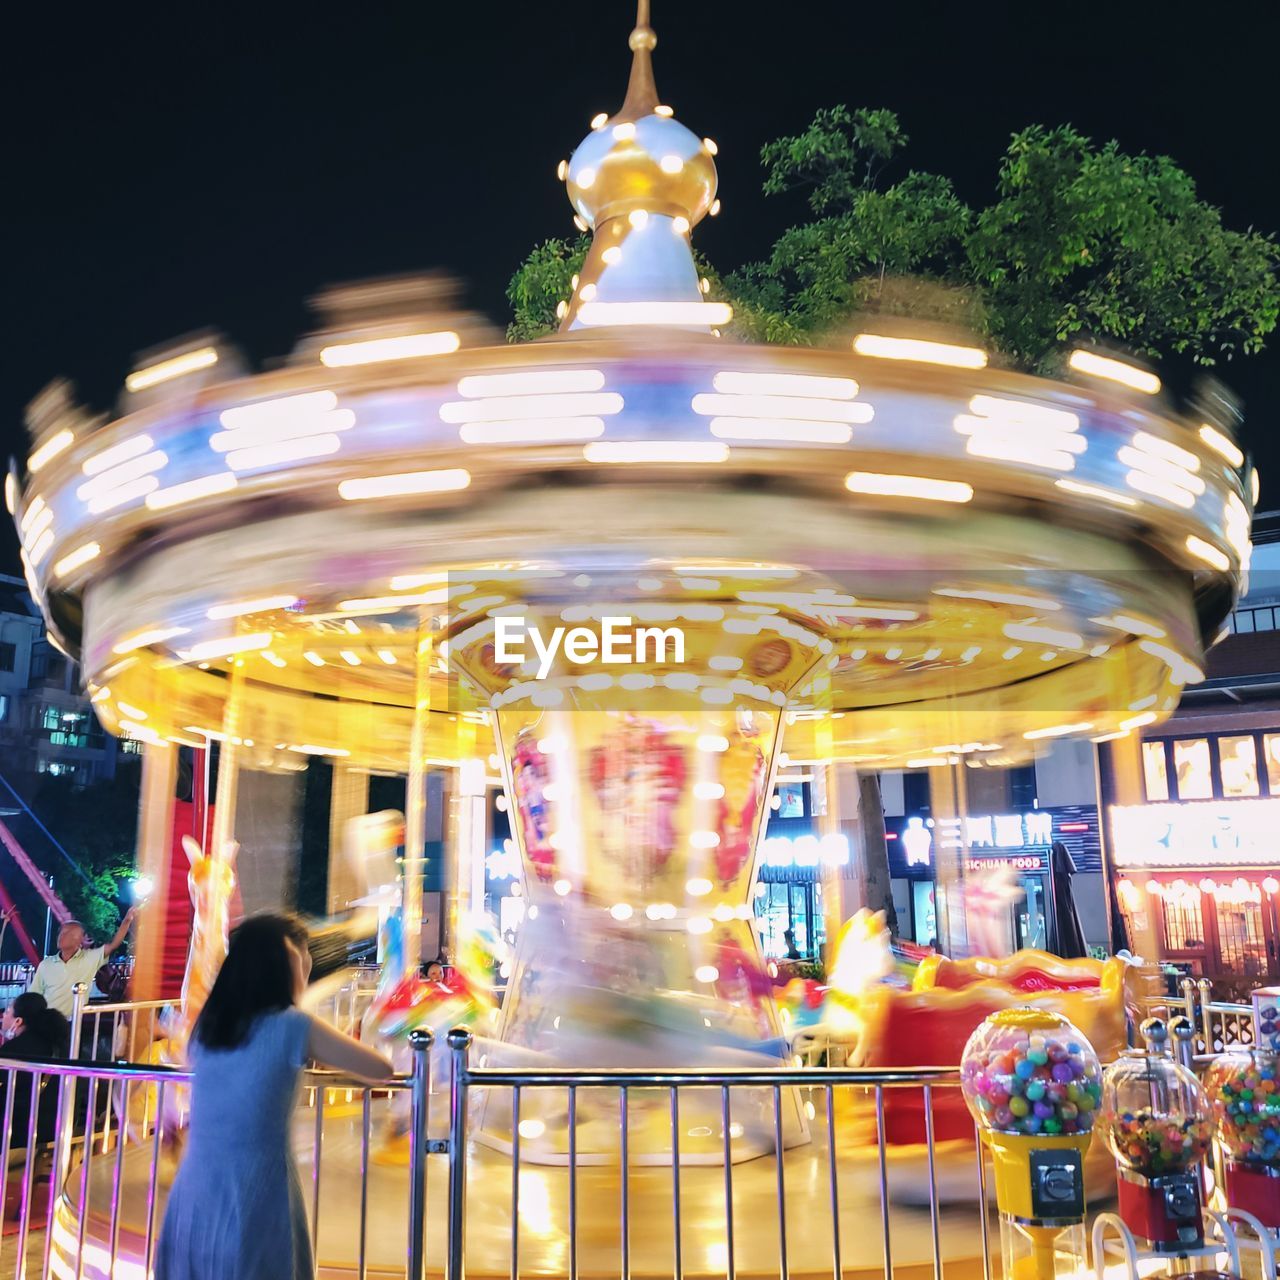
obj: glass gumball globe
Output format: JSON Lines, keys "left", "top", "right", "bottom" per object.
{"left": 1100, "top": 1051, "right": 1213, "bottom": 1177}
{"left": 961, "top": 1008, "right": 1102, "bottom": 1139}
{"left": 1205, "top": 1047, "right": 1280, "bottom": 1165}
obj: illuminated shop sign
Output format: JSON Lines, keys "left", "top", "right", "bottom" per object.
{"left": 894, "top": 811, "right": 1056, "bottom": 870}
{"left": 1111, "top": 799, "right": 1280, "bottom": 868}
{"left": 964, "top": 854, "right": 1046, "bottom": 872}
{"left": 938, "top": 811, "right": 1054, "bottom": 850}
{"left": 758, "top": 833, "right": 849, "bottom": 869}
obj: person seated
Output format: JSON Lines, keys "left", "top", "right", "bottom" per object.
{"left": 0, "top": 992, "right": 71, "bottom": 1150}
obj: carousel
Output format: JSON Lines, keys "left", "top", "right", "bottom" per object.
{"left": 11, "top": 3, "right": 1254, "bottom": 1275}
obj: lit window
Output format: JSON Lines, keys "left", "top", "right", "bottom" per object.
{"left": 1173, "top": 738, "right": 1213, "bottom": 800}
{"left": 1265, "top": 735, "right": 1280, "bottom": 796}
{"left": 1220, "top": 735, "right": 1260, "bottom": 798}
{"left": 1159, "top": 880, "right": 1204, "bottom": 951}
{"left": 1142, "top": 742, "right": 1170, "bottom": 801}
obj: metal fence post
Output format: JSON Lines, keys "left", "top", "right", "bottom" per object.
{"left": 69, "top": 981, "right": 86, "bottom": 1057}
{"left": 1170, "top": 1016, "right": 1196, "bottom": 1071}
{"left": 407, "top": 1029, "right": 433, "bottom": 1280}
{"left": 1179, "top": 977, "right": 1197, "bottom": 1046}
{"left": 1170, "top": 1016, "right": 1210, "bottom": 1203}
{"left": 55, "top": 981, "right": 89, "bottom": 1186}
{"left": 1197, "top": 978, "right": 1215, "bottom": 1050}
{"left": 446, "top": 1027, "right": 473, "bottom": 1280}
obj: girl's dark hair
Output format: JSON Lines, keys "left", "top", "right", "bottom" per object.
{"left": 194, "top": 913, "right": 310, "bottom": 1051}
{"left": 12, "top": 992, "right": 70, "bottom": 1054}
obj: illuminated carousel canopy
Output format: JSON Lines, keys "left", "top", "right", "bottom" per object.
{"left": 9, "top": 2, "right": 1255, "bottom": 776}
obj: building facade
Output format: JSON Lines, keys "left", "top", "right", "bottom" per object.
{"left": 1101, "top": 511, "right": 1280, "bottom": 997}
{"left": 0, "top": 574, "right": 127, "bottom": 793}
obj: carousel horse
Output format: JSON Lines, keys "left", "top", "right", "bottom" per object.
{"left": 175, "top": 835, "right": 239, "bottom": 1048}
{"left": 127, "top": 836, "right": 239, "bottom": 1144}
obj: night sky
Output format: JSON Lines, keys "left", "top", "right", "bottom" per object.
{"left": 5, "top": 1, "right": 1278, "bottom": 574}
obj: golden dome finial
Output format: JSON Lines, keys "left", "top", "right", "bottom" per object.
{"left": 620, "top": 0, "right": 659, "bottom": 121}
{"left": 557, "top": 1, "right": 724, "bottom": 332}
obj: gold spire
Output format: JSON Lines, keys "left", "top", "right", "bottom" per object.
{"left": 617, "top": 0, "right": 659, "bottom": 123}
{"left": 557, "top": 1, "right": 723, "bottom": 332}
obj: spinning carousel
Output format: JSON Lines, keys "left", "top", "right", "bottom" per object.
{"left": 13, "top": 2, "right": 1253, "bottom": 1275}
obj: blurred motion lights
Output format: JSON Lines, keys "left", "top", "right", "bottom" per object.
{"left": 179, "top": 633, "right": 273, "bottom": 662}
{"left": 82, "top": 434, "right": 156, "bottom": 477}
{"left": 1120, "top": 431, "right": 1204, "bottom": 508}
{"left": 146, "top": 473, "right": 238, "bottom": 510}
{"left": 844, "top": 471, "right": 974, "bottom": 503}
{"left": 955, "top": 396, "right": 1084, "bottom": 471}
{"left": 1068, "top": 349, "right": 1161, "bottom": 395}
{"left": 337, "top": 469, "right": 471, "bottom": 500}
{"left": 575, "top": 301, "right": 732, "bottom": 327}
{"left": 125, "top": 346, "right": 218, "bottom": 393}
{"left": 441, "top": 392, "right": 622, "bottom": 423}
{"left": 52, "top": 542, "right": 100, "bottom": 580}
{"left": 1054, "top": 478, "right": 1138, "bottom": 508}
{"left": 318, "top": 332, "right": 460, "bottom": 368}
{"left": 712, "top": 371, "right": 858, "bottom": 399}
{"left": 1199, "top": 423, "right": 1245, "bottom": 469}
{"left": 113, "top": 626, "right": 189, "bottom": 655}
{"left": 460, "top": 419, "right": 606, "bottom": 444}
{"left": 456, "top": 370, "right": 605, "bottom": 398}
{"left": 1185, "top": 535, "right": 1231, "bottom": 572}
{"left": 27, "top": 429, "right": 74, "bottom": 474}
{"left": 207, "top": 594, "right": 299, "bottom": 621}
{"left": 852, "top": 334, "right": 987, "bottom": 369}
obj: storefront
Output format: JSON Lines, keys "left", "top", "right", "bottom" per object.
{"left": 886, "top": 804, "right": 1102, "bottom": 952}
{"left": 1109, "top": 794, "right": 1280, "bottom": 993}
{"left": 754, "top": 827, "right": 853, "bottom": 960}
{"left": 1105, "top": 724, "right": 1280, "bottom": 996}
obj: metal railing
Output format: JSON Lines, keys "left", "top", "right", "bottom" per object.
{"left": 442, "top": 1029, "right": 984, "bottom": 1280}
{"left": 0, "top": 1034, "right": 432, "bottom": 1280}
{"left": 1159, "top": 978, "right": 1257, "bottom": 1060}
{"left": 63, "top": 968, "right": 379, "bottom": 1068}
{"left": 0, "top": 975, "right": 1257, "bottom": 1280}
{"left": 0, "top": 965, "right": 33, "bottom": 1004}
{"left": 0, "top": 1017, "right": 995, "bottom": 1280}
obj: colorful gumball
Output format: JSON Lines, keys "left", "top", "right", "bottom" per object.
{"left": 1102, "top": 1046, "right": 1213, "bottom": 1177}
{"left": 961, "top": 1009, "right": 1101, "bottom": 1138}
{"left": 1206, "top": 1048, "right": 1280, "bottom": 1166}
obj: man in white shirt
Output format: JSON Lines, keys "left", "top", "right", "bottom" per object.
{"left": 30, "top": 909, "right": 141, "bottom": 1018}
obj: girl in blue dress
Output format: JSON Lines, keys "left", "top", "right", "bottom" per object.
{"left": 156, "top": 913, "right": 393, "bottom": 1280}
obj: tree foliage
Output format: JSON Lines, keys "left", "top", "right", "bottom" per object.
{"left": 505, "top": 236, "right": 590, "bottom": 342}
{"left": 507, "top": 107, "right": 1278, "bottom": 370}
{"left": 30, "top": 774, "right": 140, "bottom": 944}
{"left": 967, "top": 125, "right": 1280, "bottom": 369}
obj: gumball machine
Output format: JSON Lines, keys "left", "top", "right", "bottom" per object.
{"left": 962, "top": 1009, "right": 1102, "bottom": 1280}
{"left": 1205, "top": 1046, "right": 1280, "bottom": 1229}
{"left": 1099, "top": 1019, "right": 1214, "bottom": 1250}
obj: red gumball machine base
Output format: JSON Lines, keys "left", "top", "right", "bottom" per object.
{"left": 1223, "top": 1161, "right": 1280, "bottom": 1231}
{"left": 1116, "top": 1167, "right": 1204, "bottom": 1250}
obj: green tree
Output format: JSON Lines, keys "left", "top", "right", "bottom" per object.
{"left": 505, "top": 235, "right": 590, "bottom": 342}
{"left": 968, "top": 125, "right": 1280, "bottom": 370}
{"left": 30, "top": 773, "right": 140, "bottom": 944}
{"left": 506, "top": 107, "right": 1279, "bottom": 370}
